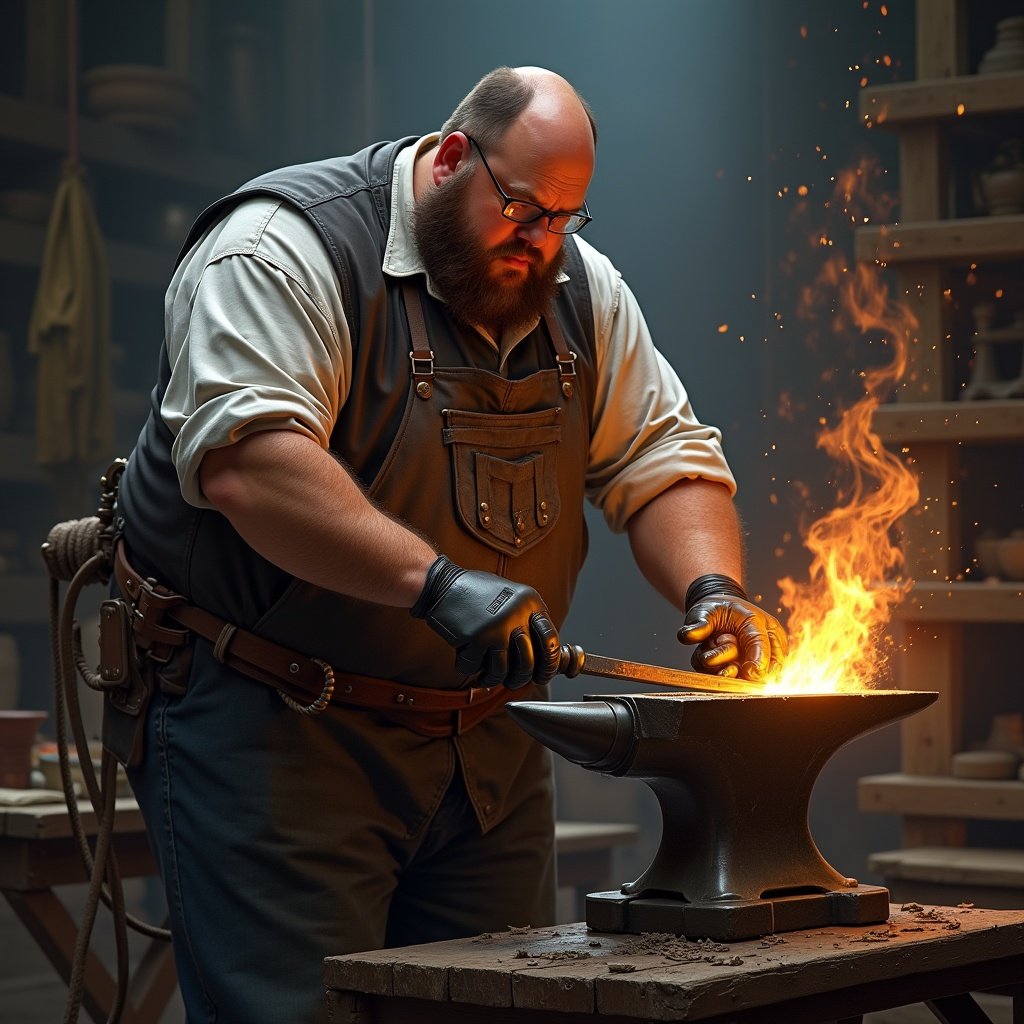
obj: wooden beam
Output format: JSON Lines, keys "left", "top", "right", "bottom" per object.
{"left": 896, "top": 582, "right": 1024, "bottom": 623}
{"left": 916, "top": 0, "right": 967, "bottom": 78}
{"left": 874, "top": 401, "right": 1024, "bottom": 444}
{"left": 862, "top": 72, "right": 1024, "bottom": 125}
{"left": 859, "top": 774, "right": 1024, "bottom": 821}
{"left": 898, "top": 125, "right": 946, "bottom": 220}
{"left": 857, "top": 216, "right": 1024, "bottom": 265}
{"left": 869, "top": 846, "right": 1024, "bottom": 889}
{"left": 896, "top": 622, "right": 962, "bottom": 775}
{"left": 895, "top": 265, "right": 949, "bottom": 402}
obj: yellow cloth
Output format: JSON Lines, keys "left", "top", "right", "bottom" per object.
{"left": 27, "top": 161, "right": 114, "bottom": 467}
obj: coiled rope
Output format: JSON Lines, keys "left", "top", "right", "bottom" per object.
{"left": 41, "top": 463, "right": 170, "bottom": 1024}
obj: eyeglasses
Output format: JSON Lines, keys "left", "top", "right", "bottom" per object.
{"left": 467, "top": 136, "right": 592, "bottom": 235}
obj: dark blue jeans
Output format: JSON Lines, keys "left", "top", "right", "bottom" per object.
{"left": 127, "top": 640, "right": 556, "bottom": 1024}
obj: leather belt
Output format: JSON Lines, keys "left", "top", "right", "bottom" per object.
{"left": 113, "top": 541, "right": 518, "bottom": 737}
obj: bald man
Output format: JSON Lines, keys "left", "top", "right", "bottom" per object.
{"left": 113, "top": 67, "right": 785, "bottom": 1022}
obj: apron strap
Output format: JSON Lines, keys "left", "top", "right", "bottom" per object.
{"left": 544, "top": 311, "right": 578, "bottom": 398}
{"left": 402, "top": 281, "right": 435, "bottom": 399}
{"left": 402, "top": 281, "right": 577, "bottom": 399}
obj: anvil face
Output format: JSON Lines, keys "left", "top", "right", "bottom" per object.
{"left": 509, "top": 690, "right": 936, "bottom": 939}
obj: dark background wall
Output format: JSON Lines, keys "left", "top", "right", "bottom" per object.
{"left": 1, "top": 0, "right": 922, "bottom": 885}
{"left": 359, "top": 0, "right": 916, "bottom": 882}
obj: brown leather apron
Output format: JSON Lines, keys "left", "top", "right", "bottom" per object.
{"left": 254, "top": 282, "right": 591, "bottom": 692}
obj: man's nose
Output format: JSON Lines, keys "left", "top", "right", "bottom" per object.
{"left": 515, "top": 220, "right": 549, "bottom": 246}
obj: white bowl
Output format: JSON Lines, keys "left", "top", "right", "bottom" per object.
{"left": 996, "top": 537, "right": 1024, "bottom": 581}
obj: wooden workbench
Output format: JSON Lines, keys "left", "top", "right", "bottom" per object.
{"left": 1, "top": 795, "right": 637, "bottom": 1021}
{"left": 0, "top": 795, "right": 175, "bottom": 1024}
{"left": 324, "top": 904, "right": 1024, "bottom": 1023}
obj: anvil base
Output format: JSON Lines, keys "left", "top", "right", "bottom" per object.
{"left": 585, "top": 884, "right": 891, "bottom": 941}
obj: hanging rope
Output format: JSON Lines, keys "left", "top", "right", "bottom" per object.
{"left": 42, "top": 460, "right": 171, "bottom": 1024}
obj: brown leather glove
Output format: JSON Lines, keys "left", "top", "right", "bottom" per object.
{"left": 677, "top": 574, "right": 788, "bottom": 681}
{"left": 411, "top": 555, "right": 561, "bottom": 689}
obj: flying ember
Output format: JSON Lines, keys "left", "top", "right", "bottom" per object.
{"left": 765, "top": 166, "right": 920, "bottom": 694}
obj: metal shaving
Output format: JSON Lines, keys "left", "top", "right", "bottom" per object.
{"left": 514, "top": 948, "right": 593, "bottom": 962}
{"left": 611, "top": 933, "right": 732, "bottom": 963}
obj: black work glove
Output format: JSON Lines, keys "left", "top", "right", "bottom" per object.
{"left": 677, "top": 573, "right": 788, "bottom": 681}
{"left": 411, "top": 555, "right": 561, "bottom": 690}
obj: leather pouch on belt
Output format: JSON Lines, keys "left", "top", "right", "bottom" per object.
{"left": 443, "top": 407, "right": 561, "bottom": 557}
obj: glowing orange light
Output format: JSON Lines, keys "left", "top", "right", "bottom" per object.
{"left": 956, "top": 102, "right": 965, "bottom": 116}
{"left": 765, "top": 165, "right": 919, "bottom": 694}
{"left": 717, "top": 323, "right": 729, "bottom": 333}
{"left": 797, "top": 185, "right": 809, "bottom": 196}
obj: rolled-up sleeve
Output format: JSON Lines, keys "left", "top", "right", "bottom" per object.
{"left": 161, "top": 199, "right": 350, "bottom": 507}
{"left": 577, "top": 237, "right": 736, "bottom": 533}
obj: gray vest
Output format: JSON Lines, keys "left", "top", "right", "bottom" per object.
{"left": 119, "top": 138, "right": 597, "bottom": 687}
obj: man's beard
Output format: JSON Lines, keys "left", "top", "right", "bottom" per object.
{"left": 412, "top": 166, "right": 567, "bottom": 336}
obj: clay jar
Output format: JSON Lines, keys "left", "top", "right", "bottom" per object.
{"left": 978, "top": 16, "right": 1024, "bottom": 74}
{"left": 0, "top": 710, "right": 47, "bottom": 788}
{"left": 978, "top": 140, "right": 1024, "bottom": 216}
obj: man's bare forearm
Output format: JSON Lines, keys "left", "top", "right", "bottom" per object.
{"left": 626, "top": 478, "right": 744, "bottom": 610}
{"left": 198, "top": 430, "right": 437, "bottom": 607}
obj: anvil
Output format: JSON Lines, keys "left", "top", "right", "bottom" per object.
{"left": 509, "top": 689, "right": 936, "bottom": 940}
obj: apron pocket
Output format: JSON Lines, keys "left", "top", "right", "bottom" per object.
{"left": 444, "top": 408, "right": 561, "bottom": 558}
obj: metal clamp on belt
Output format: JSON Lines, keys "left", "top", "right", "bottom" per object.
{"left": 113, "top": 541, "right": 520, "bottom": 736}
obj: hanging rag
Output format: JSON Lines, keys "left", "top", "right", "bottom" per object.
{"left": 27, "top": 160, "right": 115, "bottom": 483}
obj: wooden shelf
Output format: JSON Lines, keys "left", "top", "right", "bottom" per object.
{"left": 0, "top": 217, "right": 175, "bottom": 287}
{"left": 873, "top": 400, "right": 1024, "bottom": 443}
{"left": 855, "top": 215, "right": 1024, "bottom": 265}
{"left": 860, "top": 773, "right": 1024, "bottom": 822}
{"left": 897, "top": 582, "right": 1024, "bottom": 622}
{"left": 0, "top": 93, "right": 255, "bottom": 192}
{"left": 0, "top": 573, "right": 50, "bottom": 625}
{"left": 860, "top": 71, "right": 1024, "bottom": 126}
{"left": 868, "top": 845, "right": 1024, "bottom": 890}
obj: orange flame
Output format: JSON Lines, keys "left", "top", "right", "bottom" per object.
{"left": 765, "top": 167, "right": 920, "bottom": 693}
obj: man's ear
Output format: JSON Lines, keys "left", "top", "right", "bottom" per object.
{"left": 433, "top": 132, "right": 471, "bottom": 185}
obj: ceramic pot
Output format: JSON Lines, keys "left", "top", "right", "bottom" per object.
{"left": 979, "top": 166, "right": 1024, "bottom": 216}
{"left": 978, "top": 16, "right": 1024, "bottom": 74}
{"left": 0, "top": 710, "right": 47, "bottom": 788}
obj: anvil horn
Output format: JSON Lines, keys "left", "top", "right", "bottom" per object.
{"left": 505, "top": 700, "right": 636, "bottom": 772}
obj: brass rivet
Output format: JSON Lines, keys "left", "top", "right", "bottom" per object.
{"left": 395, "top": 693, "right": 406, "bottom": 704}
{"left": 515, "top": 537, "right": 523, "bottom": 547}
{"left": 562, "top": 381, "right": 573, "bottom": 397}
{"left": 539, "top": 501, "right": 547, "bottom": 511}
{"left": 541, "top": 514, "right": 549, "bottom": 524}
{"left": 482, "top": 515, "right": 491, "bottom": 524}
{"left": 416, "top": 381, "right": 432, "bottom": 398}
{"left": 479, "top": 502, "right": 489, "bottom": 512}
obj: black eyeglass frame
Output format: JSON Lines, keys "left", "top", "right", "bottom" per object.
{"left": 466, "top": 136, "right": 592, "bottom": 236}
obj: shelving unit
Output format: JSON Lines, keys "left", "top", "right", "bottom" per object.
{"left": 855, "top": 0, "right": 1024, "bottom": 906}
{"left": 0, "top": 0, "right": 346, "bottom": 661}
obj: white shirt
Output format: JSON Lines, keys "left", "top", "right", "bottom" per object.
{"left": 161, "top": 135, "right": 735, "bottom": 532}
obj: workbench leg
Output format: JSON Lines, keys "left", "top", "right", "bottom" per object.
{"left": 925, "top": 992, "right": 993, "bottom": 1023}
{"left": 5, "top": 889, "right": 120, "bottom": 1024}
{"left": 5, "top": 890, "right": 177, "bottom": 1024}
{"left": 326, "top": 989, "right": 373, "bottom": 1023}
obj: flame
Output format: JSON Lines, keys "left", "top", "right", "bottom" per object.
{"left": 764, "top": 165, "right": 920, "bottom": 694}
